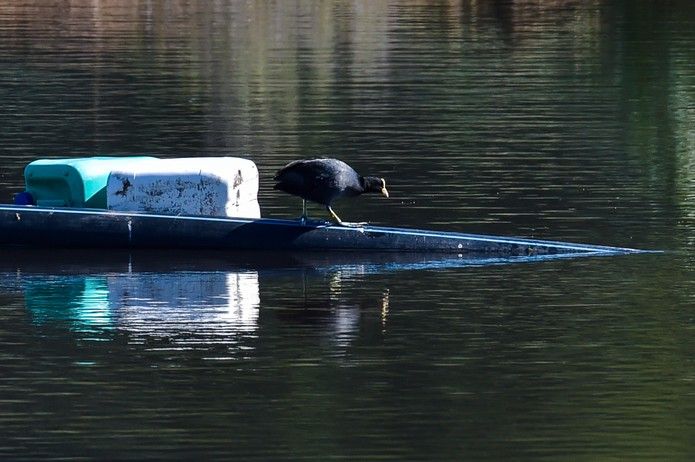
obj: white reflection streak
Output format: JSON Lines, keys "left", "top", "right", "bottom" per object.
{"left": 332, "top": 306, "right": 360, "bottom": 349}
{"left": 381, "top": 289, "right": 389, "bottom": 333}
{"left": 109, "top": 271, "right": 260, "bottom": 338}
{"left": 222, "top": 272, "right": 260, "bottom": 331}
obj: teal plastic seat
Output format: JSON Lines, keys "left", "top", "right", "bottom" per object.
{"left": 24, "top": 156, "right": 157, "bottom": 208}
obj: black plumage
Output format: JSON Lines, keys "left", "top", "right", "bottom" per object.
{"left": 274, "top": 158, "right": 389, "bottom": 226}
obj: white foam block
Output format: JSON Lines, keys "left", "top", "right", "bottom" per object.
{"left": 106, "top": 157, "right": 261, "bottom": 218}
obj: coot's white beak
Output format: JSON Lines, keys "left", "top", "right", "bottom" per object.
{"left": 381, "top": 178, "right": 389, "bottom": 198}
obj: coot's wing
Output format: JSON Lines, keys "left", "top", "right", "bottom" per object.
{"left": 274, "top": 159, "right": 338, "bottom": 203}
{"left": 274, "top": 159, "right": 309, "bottom": 181}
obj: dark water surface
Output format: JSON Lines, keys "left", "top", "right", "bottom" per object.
{"left": 1, "top": 1, "right": 693, "bottom": 460}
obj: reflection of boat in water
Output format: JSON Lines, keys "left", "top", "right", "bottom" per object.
{"left": 8, "top": 264, "right": 386, "bottom": 354}
{"left": 2, "top": 250, "right": 401, "bottom": 346}
{"left": 20, "top": 271, "right": 261, "bottom": 338}
{"left": 0, "top": 246, "right": 647, "bottom": 349}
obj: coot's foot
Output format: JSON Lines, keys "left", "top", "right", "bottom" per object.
{"left": 336, "top": 221, "right": 368, "bottom": 228}
{"left": 296, "top": 216, "right": 331, "bottom": 226}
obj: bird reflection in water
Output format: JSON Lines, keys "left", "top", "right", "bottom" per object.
{"left": 260, "top": 266, "right": 392, "bottom": 350}
{"left": 381, "top": 289, "right": 389, "bottom": 333}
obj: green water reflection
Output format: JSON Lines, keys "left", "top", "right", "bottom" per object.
{"left": 27, "top": 276, "right": 114, "bottom": 330}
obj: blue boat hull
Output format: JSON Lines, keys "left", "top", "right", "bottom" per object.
{"left": 0, "top": 205, "right": 644, "bottom": 256}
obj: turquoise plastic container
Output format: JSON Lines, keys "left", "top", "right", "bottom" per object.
{"left": 24, "top": 156, "right": 157, "bottom": 208}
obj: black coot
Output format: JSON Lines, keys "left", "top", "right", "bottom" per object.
{"left": 274, "top": 158, "right": 389, "bottom": 226}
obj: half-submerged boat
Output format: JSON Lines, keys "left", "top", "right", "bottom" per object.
{"left": 0, "top": 156, "right": 649, "bottom": 258}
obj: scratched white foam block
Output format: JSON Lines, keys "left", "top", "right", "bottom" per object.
{"left": 106, "top": 157, "right": 261, "bottom": 218}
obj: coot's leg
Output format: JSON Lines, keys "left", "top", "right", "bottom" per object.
{"left": 299, "top": 199, "right": 308, "bottom": 224}
{"left": 327, "top": 206, "right": 366, "bottom": 228}
{"left": 326, "top": 205, "right": 342, "bottom": 223}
